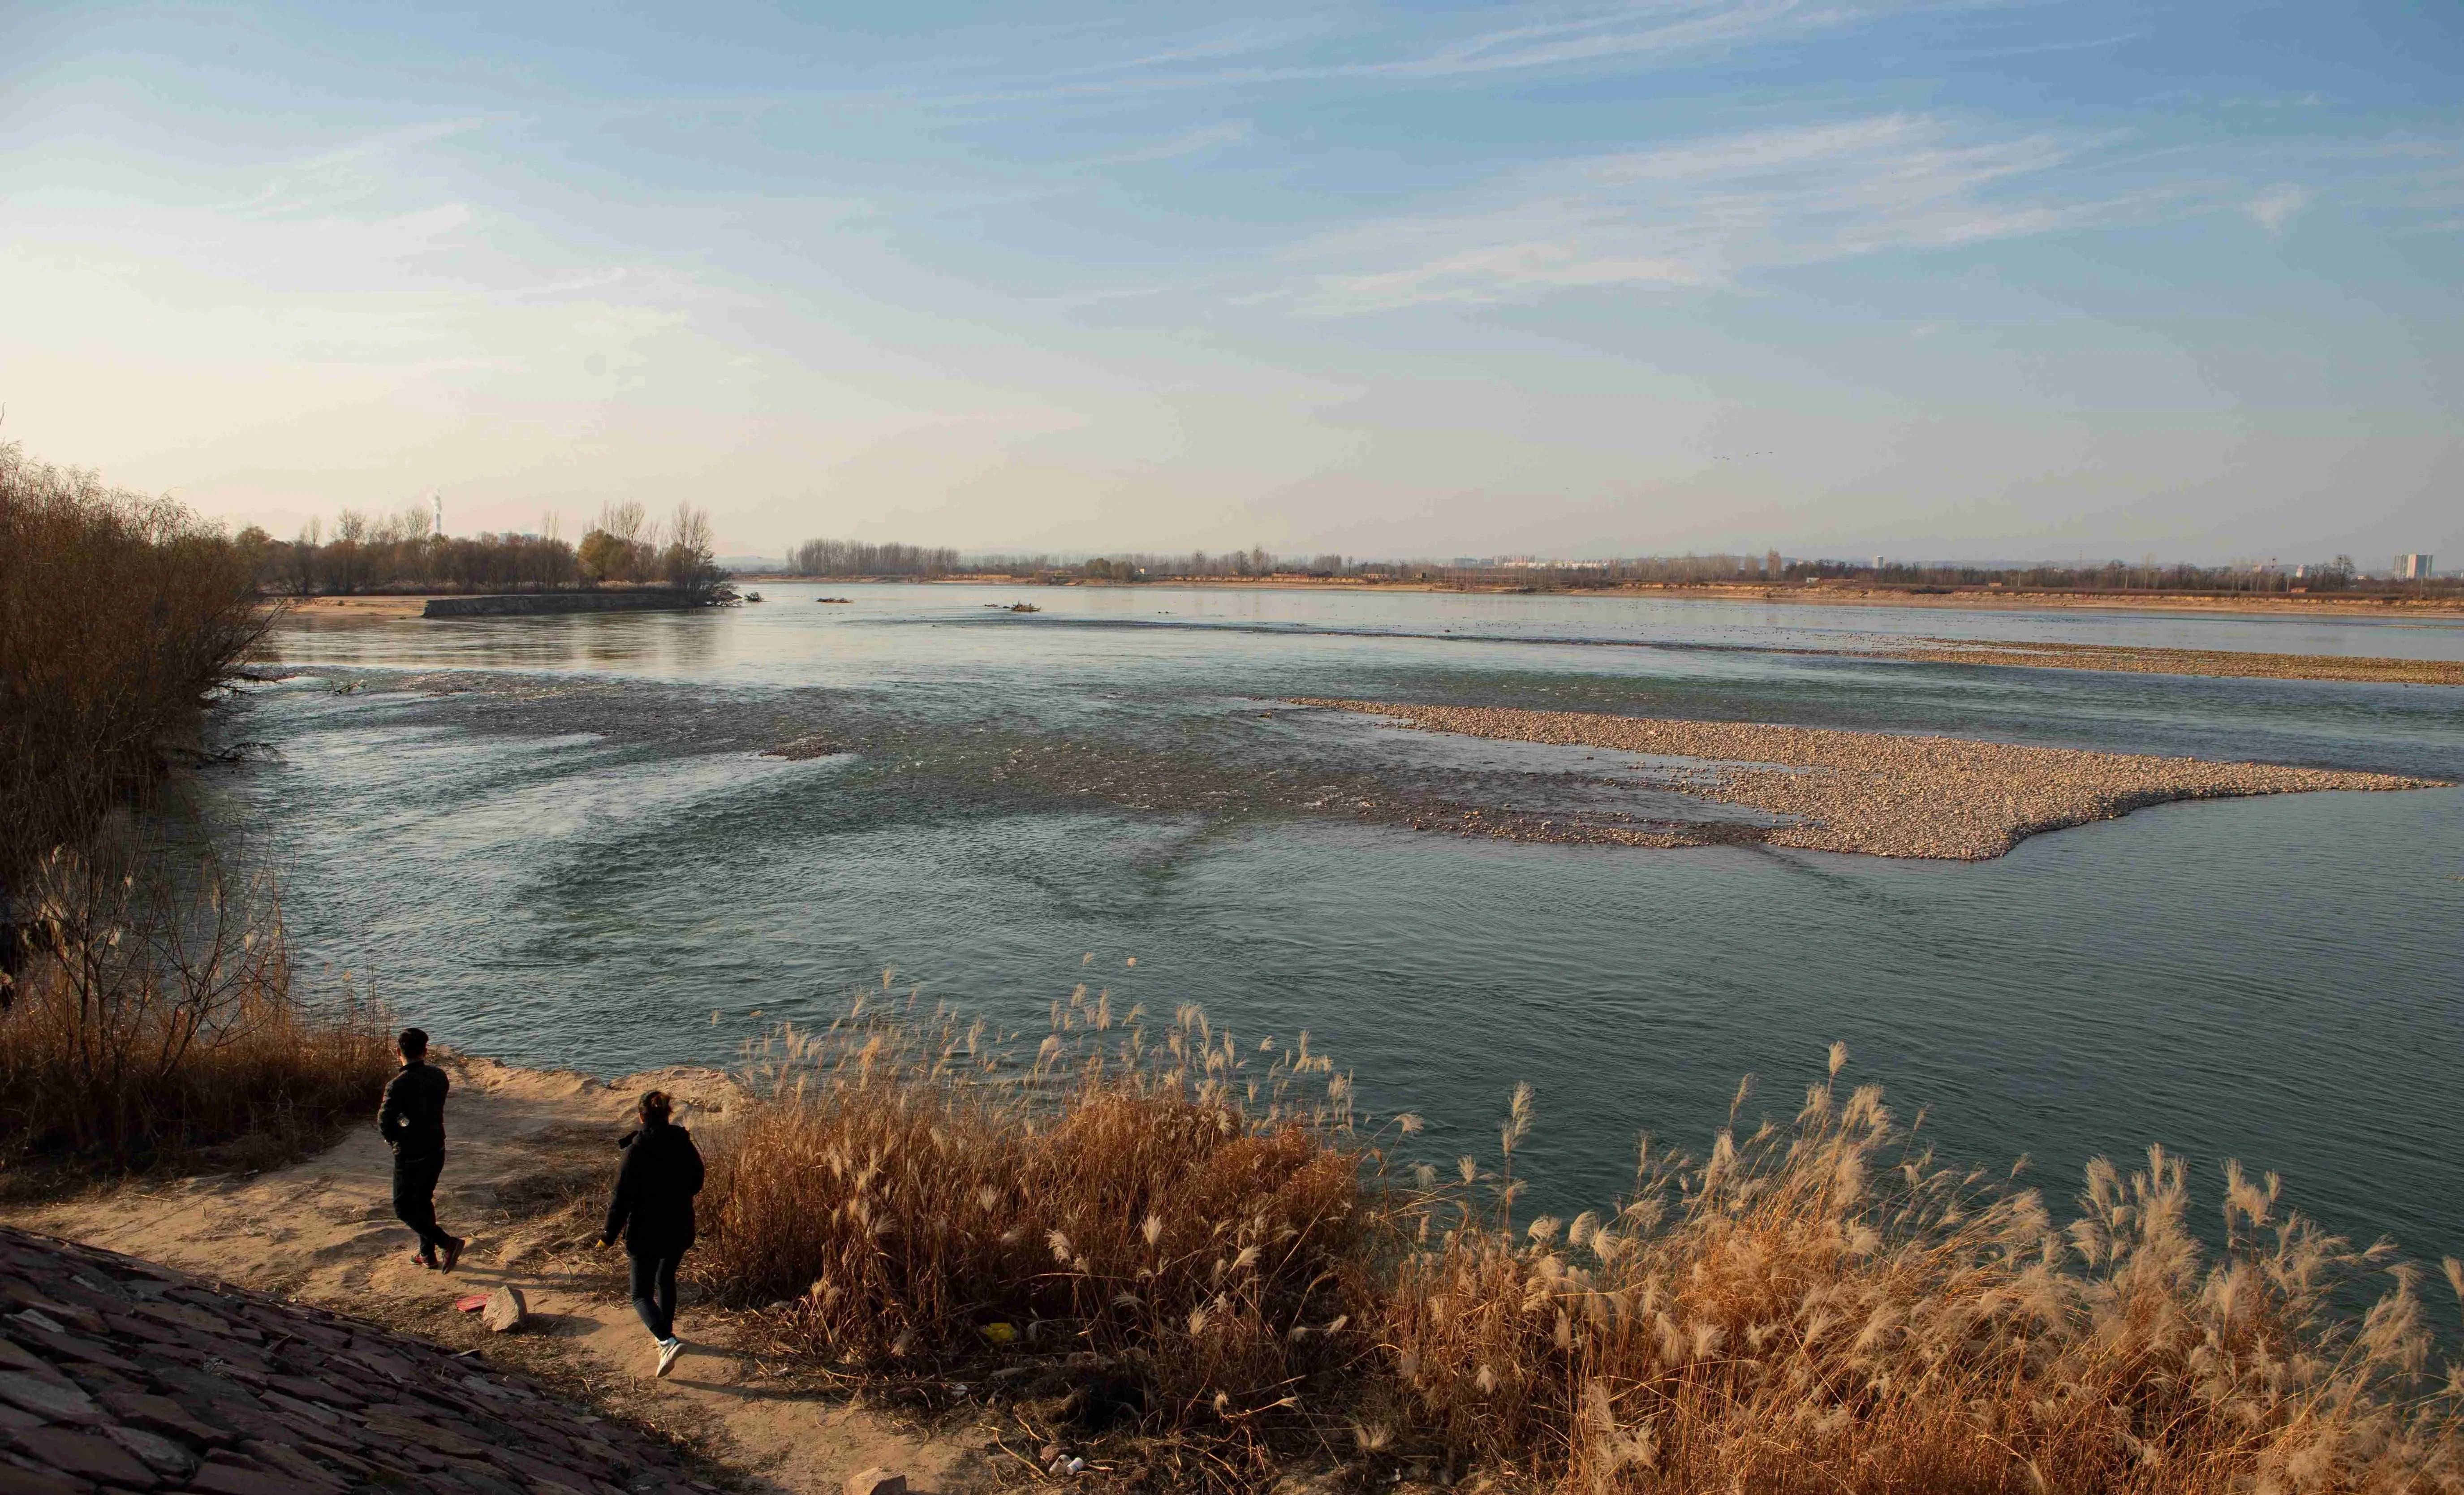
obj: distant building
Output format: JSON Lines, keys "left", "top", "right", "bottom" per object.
{"left": 2397, "top": 553, "right": 2434, "bottom": 580}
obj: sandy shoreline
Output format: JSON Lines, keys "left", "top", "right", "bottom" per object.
{"left": 0, "top": 1054, "right": 994, "bottom": 1495}
{"left": 1293, "top": 699, "right": 2448, "bottom": 859}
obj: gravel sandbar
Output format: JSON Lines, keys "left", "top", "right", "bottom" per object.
{"left": 1292, "top": 699, "right": 2448, "bottom": 860}
{"left": 1880, "top": 638, "right": 2464, "bottom": 687}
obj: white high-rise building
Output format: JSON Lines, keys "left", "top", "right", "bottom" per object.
{"left": 2397, "top": 552, "right": 2434, "bottom": 580}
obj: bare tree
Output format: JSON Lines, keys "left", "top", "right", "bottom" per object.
{"left": 663, "top": 502, "right": 725, "bottom": 599}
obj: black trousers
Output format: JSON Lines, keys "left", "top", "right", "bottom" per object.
{"left": 629, "top": 1249, "right": 683, "bottom": 1340}
{"left": 391, "top": 1150, "right": 452, "bottom": 1255}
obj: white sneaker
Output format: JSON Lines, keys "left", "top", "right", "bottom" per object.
{"left": 655, "top": 1336, "right": 683, "bottom": 1377}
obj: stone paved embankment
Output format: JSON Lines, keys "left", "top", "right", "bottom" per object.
{"left": 0, "top": 1224, "right": 719, "bottom": 1495}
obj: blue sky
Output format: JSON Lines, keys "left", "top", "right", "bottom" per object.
{"left": 4, "top": 1, "right": 2460, "bottom": 562}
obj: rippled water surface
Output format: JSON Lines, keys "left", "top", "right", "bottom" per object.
{"left": 220, "top": 585, "right": 2464, "bottom": 1250}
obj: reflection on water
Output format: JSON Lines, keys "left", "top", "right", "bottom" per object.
{"left": 221, "top": 584, "right": 2464, "bottom": 1255}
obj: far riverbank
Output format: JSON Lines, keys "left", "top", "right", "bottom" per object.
{"left": 734, "top": 571, "right": 2464, "bottom": 619}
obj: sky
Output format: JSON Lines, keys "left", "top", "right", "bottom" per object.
{"left": 4, "top": 1, "right": 2461, "bottom": 564}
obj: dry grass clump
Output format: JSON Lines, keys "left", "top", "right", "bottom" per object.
{"left": 697, "top": 979, "right": 1387, "bottom": 1435}
{"left": 1383, "top": 1046, "right": 2464, "bottom": 1494}
{"left": 0, "top": 843, "right": 395, "bottom": 1180}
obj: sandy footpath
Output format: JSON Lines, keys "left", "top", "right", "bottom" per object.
{"left": 0, "top": 1054, "right": 995, "bottom": 1495}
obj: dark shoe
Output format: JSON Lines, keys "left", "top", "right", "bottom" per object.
{"left": 440, "top": 1237, "right": 465, "bottom": 1273}
{"left": 410, "top": 1253, "right": 438, "bottom": 1270}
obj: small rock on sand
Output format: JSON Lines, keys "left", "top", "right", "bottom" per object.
{"left": 846, "top": 1467, "right": 909, "bottom": 1495}
{"left": 483, "top": 1284, "right": 527, "bottom": 1333}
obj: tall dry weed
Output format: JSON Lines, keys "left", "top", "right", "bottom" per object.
{"left": 1383, "top": 1045, "right": 2464, "bottom": 1493}
{"left": 0, "top": 841, "right": 393, "bottom": 1175}
{"left": 697, "top": 980, "right": 1391, "bottom": 1434}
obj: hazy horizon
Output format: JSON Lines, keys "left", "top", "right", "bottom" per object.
{"left": 6, "top": 2, "right": 2459, "bottom": 564}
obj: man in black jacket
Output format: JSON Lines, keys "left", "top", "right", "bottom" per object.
{"left": 379, "top": 1028, "right": 465, "bottom": 1271}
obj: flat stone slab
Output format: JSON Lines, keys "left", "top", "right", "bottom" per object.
{"left": 0, "top": 1224, "right": 718, "bottom": 1495}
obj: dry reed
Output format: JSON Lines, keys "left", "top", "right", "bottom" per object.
{"left": 1383, "top": 1046, "right": 2464, "bottom": 1494}
{"left": 697, "top": 978, "right": 1391, "bottom": 1443}
{"left": 701, "top": 1006, "right": 2464, "bottom": 1492}
{"left": 0, "top": 842, "right": 396, "bottom": 1177}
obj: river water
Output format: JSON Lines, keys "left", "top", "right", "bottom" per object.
{"left": 219, "top": 584, "right": 2464, "bottom": 1254}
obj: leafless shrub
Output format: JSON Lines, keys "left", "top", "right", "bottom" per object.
{"left": 0, "top": 840, "right": 393, "bottom": 1177}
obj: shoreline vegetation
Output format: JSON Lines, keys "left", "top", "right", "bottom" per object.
{"left": 15, "top": 996, "right": 2464, "bottom": 1493}
{"left": 0, "top": 440, "right": 394, "bottom": 1184}
{"left": 4, "top": 995, "right": 2464, "bottom": 1495}
{"left": 207, "top": 495, "right": 732, "bottom": 599}
{"left": 667, "top": 995, "right": 2464, "bottom": 1492}
{"left": 1290, "top": 699, "right": 2448, "bottom": 859}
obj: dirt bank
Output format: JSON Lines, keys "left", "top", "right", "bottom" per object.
{"left": 1292, "top": 699, "right": 2449, "bottom": 859}
{"left": 0, "top": 1054, "right": 994, "bottom": 1495}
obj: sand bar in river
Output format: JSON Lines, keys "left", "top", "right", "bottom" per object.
{"left": 1292, "top": 699, "right": 2448, "bottom": 859}
{"left": 1874, "top": 638, "right": 2464, "bottom": 687}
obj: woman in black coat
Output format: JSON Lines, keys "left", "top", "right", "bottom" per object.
{"left": 599, "top": 1090, "right": 704, "bottom": 1376}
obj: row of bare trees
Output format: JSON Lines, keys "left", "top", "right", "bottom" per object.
{"left": 788, "top": 539, "right": 960, "bottom": 577}
{"left": 577, "top": 500, "right": 724, "bottom": 594}
{"left": 247, "top": 507, "right": 578, "bottom": 595}
{"left": 242, "top": 499, "right": 724, "bottom": 599}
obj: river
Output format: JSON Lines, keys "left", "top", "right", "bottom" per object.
{"left": 217, "top": 583, "right": 2464, "bottom": 1255}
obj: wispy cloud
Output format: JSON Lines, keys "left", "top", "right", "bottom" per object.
{"left": 2244, "top": 182, "right": 2309, "bottom": 237}
{"left": 248, "top": 117, "right": 487, "bottom": 215}
{"left": 1280, "top": 114, "right": 2189, "bottom": 312}
{"left": 933, "top": 0, "right": 1921, "bottom": 105}
{"left": 1370, "top": 0, "right": 1872, "bottom": 79}
{"left": 1093, "top": 120, "right": 1253, "bottom": 166}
